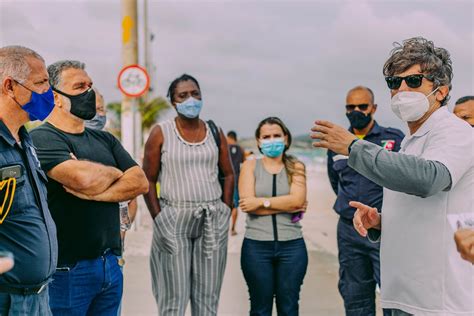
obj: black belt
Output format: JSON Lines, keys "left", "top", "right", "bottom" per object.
{"left": 0, "top": 283, "right": 47, "bottom": 295}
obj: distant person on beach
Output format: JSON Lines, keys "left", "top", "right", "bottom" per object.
{"left": 143, "top": 74, "right": 234, "bottom": 316}
{"left": 244, "top": 150, "right": 256, "bottom": 160}
{"left": 326, "top": 86, "right": 403, "bottom": 316}
{"left": 312, "top": 37, "right": 473, "bottom": 315}
{"left": 239, "top": 116, "right": 308, "bottom": 316}
{"left": 226, "top": 130, "right": 244, "bottom": 235}
{"left": 453, "top": 95, "right": 474, "bottom": 126}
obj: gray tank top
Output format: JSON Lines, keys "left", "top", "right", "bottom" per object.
{"left": 244, "top": 159, "right": 303, "bottom": 241}
{"left": 158, "top": 119, "right": 222, "bottom": 204}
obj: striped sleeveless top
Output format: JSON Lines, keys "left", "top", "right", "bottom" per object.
{"left": 158, "top": 119, "right": 222, "bottom": 203}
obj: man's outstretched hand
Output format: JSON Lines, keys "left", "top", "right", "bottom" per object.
{"left": 311, "top": 120, "right": 357, "bottom": 156}
{"left": 350, "top": 201, "right": 381, "bottom": 237}
{"left": 454, "top": 229, "right": 474, "bottom": 264}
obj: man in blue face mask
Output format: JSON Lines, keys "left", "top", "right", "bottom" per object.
{"left": 0, "top": 45, "right": 58, "bottom": 316}
{"left": 30, "top": 60, "right": 149, "bottom": 316}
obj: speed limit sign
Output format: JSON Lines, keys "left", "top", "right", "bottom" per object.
{"left": 118, "top": 65, "right": 150, "bottom": 97}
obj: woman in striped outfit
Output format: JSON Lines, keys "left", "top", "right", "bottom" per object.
{"left": 143, "top": 74, "right": 234, "bottom": 316}
{"left": 239, "top": 117, "right": 308, "bottom": 316}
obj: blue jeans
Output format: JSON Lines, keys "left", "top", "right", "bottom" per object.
{"left": 241, "top": 238, "right": 308, "bottom": 316}
{"left": 49, "top": 251, "right": 123, "bottom": 316}
{"left": 337, "top": 218, "right": 390, "bottom": 316}
{"left": 0, "top": 286, "right": 51, "bottom": 316}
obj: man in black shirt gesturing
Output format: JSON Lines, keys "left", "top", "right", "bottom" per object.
{"left": 30, "top": 60, "right": 148, "bottom": 316}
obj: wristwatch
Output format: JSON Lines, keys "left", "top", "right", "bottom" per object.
{"left": 263, "top": 199, "right": 271, "bottom": 209}
{"left": 348, "top": 138, "right": 359, "bottom": 154}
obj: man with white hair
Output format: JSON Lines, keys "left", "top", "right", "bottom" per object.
{"left": 0, "top": 45, "right": 58, "bottom": 315}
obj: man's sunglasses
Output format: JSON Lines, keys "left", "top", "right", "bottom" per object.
{"left": 385, "top": 74, "right": 433, "bottom": 89}
{"left": 345, "top": 104, "right": 369, "bottom": 111}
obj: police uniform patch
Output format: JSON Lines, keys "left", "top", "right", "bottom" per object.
{"left": 381, "top": 140, "right": 395, "bottom": 151}
{"left": 0, "top": 178, "right": 16, "bottom": 224}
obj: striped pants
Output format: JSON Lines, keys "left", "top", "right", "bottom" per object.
{"left": 150, "top": 199, "right": 230, "bottom": 316}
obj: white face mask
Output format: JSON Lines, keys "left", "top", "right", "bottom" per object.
{"left": 390, "top": 88, "right": 439, "bottom": 122}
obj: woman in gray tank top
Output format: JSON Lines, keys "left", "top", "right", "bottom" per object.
{"left": 239, "top": 117, "right": 308, "bottom": 316}
{"left": 142, "top": 74, "right": 235, "bottom": 316}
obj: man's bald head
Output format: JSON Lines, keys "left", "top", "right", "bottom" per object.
{"left": 454, "top": 96, "right": 474, "bottom": 126}
{"left": 346, "top": 86, "right": 375, "bottom": 104}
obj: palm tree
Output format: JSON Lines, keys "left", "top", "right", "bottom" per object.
{"left": 106, "top": 96, "right": 170, "bottom": 140}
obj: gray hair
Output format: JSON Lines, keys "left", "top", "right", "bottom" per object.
{"left": 48, "top": 60, "right": 85, "bottom": 89}
{"left": 383, "top": 37, "right": 453, "bottom": 106}
{"left": 0, "top": 45, "right": 44, "bottom": 84}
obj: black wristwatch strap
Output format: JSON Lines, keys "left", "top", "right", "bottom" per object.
{"left": 348, "top": 139, "right": 359, "bottom": 154}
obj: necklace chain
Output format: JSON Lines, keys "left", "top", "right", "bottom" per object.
{"left": 176, "top": 119, "right": 202, "bottom": 143}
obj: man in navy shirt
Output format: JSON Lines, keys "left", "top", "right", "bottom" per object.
{"left": 0, "top": 46, "right": 58, "bottom": 316}
{"left": 327, "top": 86, "right": 404, "bottom": 316}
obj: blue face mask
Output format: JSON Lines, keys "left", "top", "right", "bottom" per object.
{"left": 13, "top": 81, "right": 55, "bottom": 121}
{"left": 85, "top": 114, "right": 107, "bottom": 130}
{"left": 175, "top": 97, "right": 203, "bottom": 119}
{"left": 260, "top": 138, "right": 286, "bottom": 158}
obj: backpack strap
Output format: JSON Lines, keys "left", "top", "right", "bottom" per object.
{"left": 207, "top": 120, "right": 221, "bottom": 150}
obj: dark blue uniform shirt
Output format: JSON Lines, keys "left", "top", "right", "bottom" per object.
{"left": 327, "top": 121, "right": 404, "bottom": 221}
{"left": 0, "top": 120, "right": 57, "bottom": 287}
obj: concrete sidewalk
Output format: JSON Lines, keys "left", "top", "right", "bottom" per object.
{"left": 121, "top": 169, "right": 383, "bottom": 315}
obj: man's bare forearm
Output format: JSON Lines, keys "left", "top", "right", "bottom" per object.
{"left": 143, "top": 182, "right": 161, "bottom": 219}
{"left": 51, "top": 160, "right": 124, "bottom": 195}
{"left": 79, "top": 162, "right": 123, "bottom": 195}
{"left": 85, "top": 166, "right": 148, "bottom": 202}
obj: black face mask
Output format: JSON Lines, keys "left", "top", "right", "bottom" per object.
{"left": 53, "top": 87, "right": 96, "bottom": 120}
{"left": 346, "top": 111, "right": 372, "bottom": 130}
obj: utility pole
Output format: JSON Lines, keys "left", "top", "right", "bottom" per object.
{"left": 143, "top": 0, "right": 150, "bottom": 103}
{"left": 121, "top": 0, "right": 141, "bottom": 161}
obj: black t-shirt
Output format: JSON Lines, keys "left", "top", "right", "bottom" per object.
{"left": 30, "top": 123, "right": 137, "bottom": 264}
{"left": 228, "top": 144, "right": 244, "bottom": 180}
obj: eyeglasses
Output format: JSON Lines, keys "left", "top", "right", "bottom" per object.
{"left": 345, "top": 104, "right": 369, "bottom": 111}
{"left": 385, "top": 74, "right": 433, "bottom": 89}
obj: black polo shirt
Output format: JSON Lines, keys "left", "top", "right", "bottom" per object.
{"left": 30, "top": 123, "right": 137, "bottom": 265}
{"left": 0, "top": 120, "right": 58, "bottom": 287}
{"left": 327, "top": 121, "right": 405, "bottom": 221}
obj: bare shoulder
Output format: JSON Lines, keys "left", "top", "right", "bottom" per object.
{"left": 294, "top": 161, "right": 306, "bottom": 172}
{"left": 147, "top": 124, "right": 164, "bottom": 144}
{"left": 241, "top": 158, "right": 257, "bottom": 172}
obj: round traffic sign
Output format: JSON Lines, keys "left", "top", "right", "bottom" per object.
{"left": 118, "top": 65, "right": 150, "bottom": 97}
